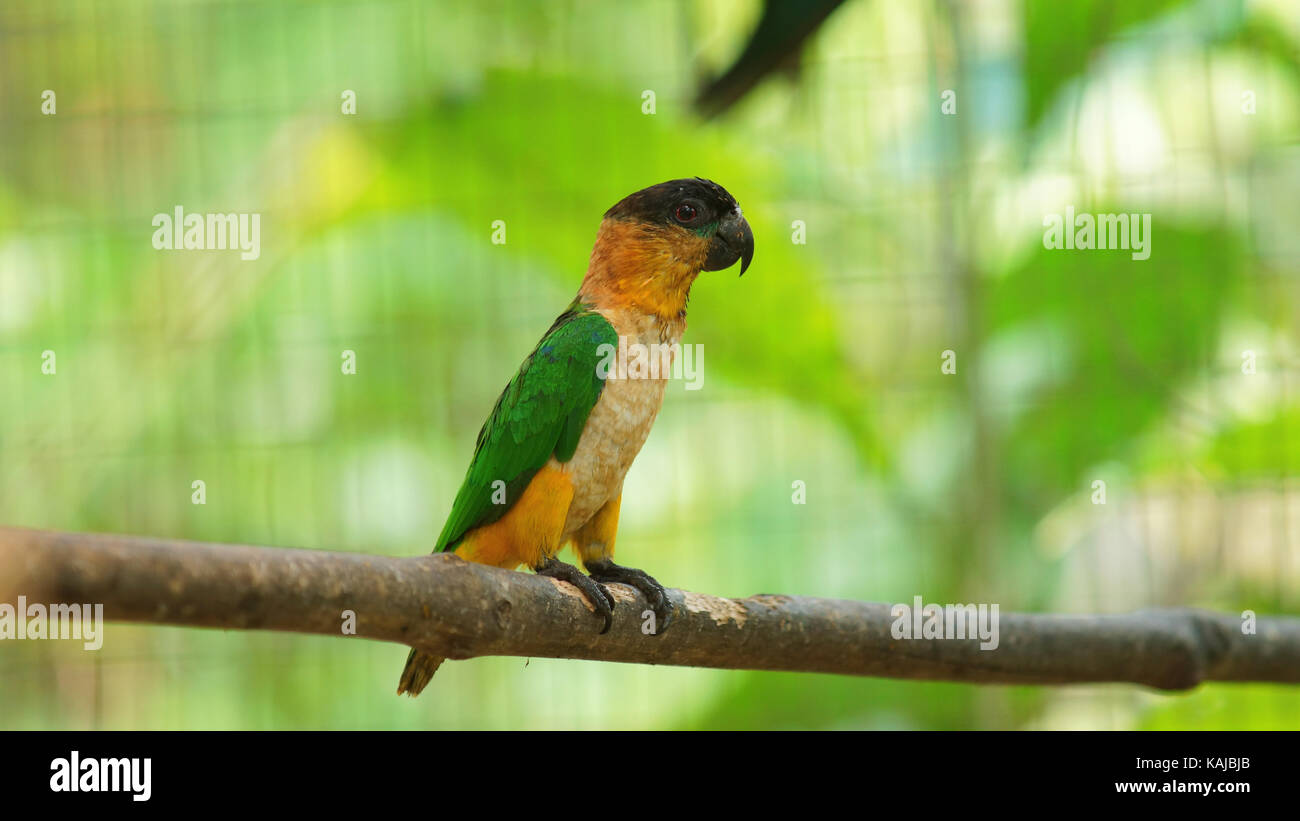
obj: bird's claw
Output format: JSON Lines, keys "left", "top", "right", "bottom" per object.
{"left": 534, "top": 557, "right": 615, "bottom": 634}
{"left": 585, "top": 560, "right": 674, "bottom": 634}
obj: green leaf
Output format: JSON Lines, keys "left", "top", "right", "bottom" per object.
{"left": 1023, "top": 0, "right": 1185, "bottom": 130}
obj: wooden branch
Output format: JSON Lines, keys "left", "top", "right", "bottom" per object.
{"left": 2, "top": 526, "right": 1297, "bottom": 691}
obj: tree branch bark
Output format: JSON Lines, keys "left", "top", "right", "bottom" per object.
{"left": 2, "top": 526, "right": 1297, "bottom": 691}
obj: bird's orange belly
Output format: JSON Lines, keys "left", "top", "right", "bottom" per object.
{"left": 454, "top": 464, "right": 574, "bottom": 569}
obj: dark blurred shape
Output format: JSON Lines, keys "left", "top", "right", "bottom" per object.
{"left": 695, "top": 0, "right": 848, "bottom": 119}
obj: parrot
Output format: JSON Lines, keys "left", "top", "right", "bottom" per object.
{"left": 397, "top": 178, "right": 754, "bottom": 696}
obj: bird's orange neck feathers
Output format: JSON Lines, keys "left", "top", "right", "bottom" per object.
{"left": 578, "top": 218, "right": 711, "bottom": 323}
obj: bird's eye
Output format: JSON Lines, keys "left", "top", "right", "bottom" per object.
{"left": 674, "top": 202, "right": 698, "bottom": 223}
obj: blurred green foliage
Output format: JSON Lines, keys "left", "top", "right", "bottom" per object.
{"left": 1022, "top": 0, "right": 1193, "bottom": 130}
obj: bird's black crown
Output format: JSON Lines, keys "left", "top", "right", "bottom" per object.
{"left": 604, "top": 177, "right": 740, "bottom": 229}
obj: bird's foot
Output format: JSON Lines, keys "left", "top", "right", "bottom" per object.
{"left": 584, "top": 560, "right": 673, "bottom": 634}
{"left": 534, "top": 557, "right": 615, "bottom": 634}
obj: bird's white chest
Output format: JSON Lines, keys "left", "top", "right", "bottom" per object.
{"left": 556, "top": 316, "right": 679, "bottom": 535}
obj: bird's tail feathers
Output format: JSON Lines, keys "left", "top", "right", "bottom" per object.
{"left": 397, "top": 649, "right": 445, "bottom": 697}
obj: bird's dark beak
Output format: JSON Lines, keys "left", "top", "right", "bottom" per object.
{"left": 703, "top": 209, "right": 754, "bottom": 276}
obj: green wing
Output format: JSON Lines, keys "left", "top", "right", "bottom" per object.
{"left": 434, "top": 302, "right": 618, "bottom": 553}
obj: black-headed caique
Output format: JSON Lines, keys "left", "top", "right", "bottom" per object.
{"left": 398, "top": 178, "right": 754, "bottom": 696}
